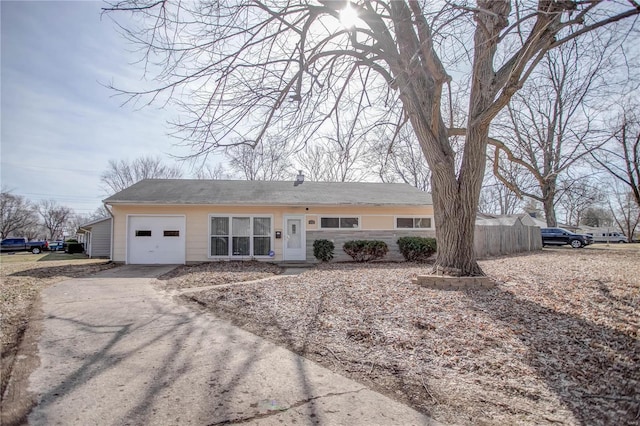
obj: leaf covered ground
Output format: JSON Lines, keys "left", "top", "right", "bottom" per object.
{"left": 181, "top": 248, "right": 639, "bottom": 425}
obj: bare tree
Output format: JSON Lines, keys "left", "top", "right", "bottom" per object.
{"left": 486, "top": 38, "right": 615, "bottom": 227}
{"left": 608, "top": 181, "right": 640, "bottom": 241}
{"left": 225, "top": 138, "right": 293, "bottom": 181}
{"left": 105, "top": 0, "right": 640, "bottom": 276}
{"left": 0, "top": 189, "right": 39, "bottom": 238}
{"left": 101, "top": 155, "right": 183, "bottom": 194}
{"left": 581, "top": 206, "right": 614, "bottom": 227}
{"left": 592, "top": 103, "right": 640, "bottom": 209}
{"left": 557, "top": 178, "right": 604, "bottom": 226}
{"left": 479, "top": 179, "right": 523, "bottom": 216}
{"left": 193, "top": 163, "right": 228, "bottom": 180}
{"left": 296, "top": 126, "right": 370, "bottom": 182}
{"left": 36, "top": 200, "right": 73, "bottom": 240}
{"left": 368, "top": 126, "right": 431, "bottom": 191}
{"left": 90, "top": 205, "right": 113, "bottom": 221}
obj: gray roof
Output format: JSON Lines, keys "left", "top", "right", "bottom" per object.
{"left": 103, "top": 179, "right": 432, "bottom": 206}
{"left": 77, "top": 217, "right": 112, "bottom": 234}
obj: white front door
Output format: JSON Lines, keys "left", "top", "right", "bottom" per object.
{"left": 283, "top": 215, "right": 306, "bottom": 261}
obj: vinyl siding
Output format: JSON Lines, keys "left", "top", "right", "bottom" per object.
{"left": 110, "top": 204, "right": 434, "bottom": 263}
{"left": 88, "top": 219, "right": 112, "bottom": 258}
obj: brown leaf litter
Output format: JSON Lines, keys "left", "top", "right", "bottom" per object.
{"left": 179, "top": 248, "right": 639, "bottom": 425}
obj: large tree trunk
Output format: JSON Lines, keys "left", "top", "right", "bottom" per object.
{"left": 542, "top": 181, "right": 558, "bottom": 226}
{"left": 543, "top": 196, "right": 558, "bottom": 227}
{"left": 392, "top": 0, "right": 509, "bottom": 277}
{"left": 410, "top": 119, "right": 485, "bottom": 276}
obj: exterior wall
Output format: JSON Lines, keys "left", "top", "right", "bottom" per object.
{"left": 306, "top": 229, "right": 436, "bottom": 262}
{"left": 88, "top": 219, "right": 112, "bottom": 258}
{"left": 110, "top": 204, "right": 434, "bottom": 263}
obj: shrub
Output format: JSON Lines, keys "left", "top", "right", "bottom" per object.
{"left": 313, "top": 239, "right": 335, "bottom": 262}
{"left": 343, "top": 240, "right": 388, "bottom": 262}
{"left": 397, "top": 236, "right": 437, "bottom": 262}
{"left": 66, "top": 243, "right": 84, "bottom": 254}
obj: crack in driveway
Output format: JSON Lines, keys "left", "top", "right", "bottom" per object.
{"left": 207, "top": 388, "right": 367, "bottom": 425}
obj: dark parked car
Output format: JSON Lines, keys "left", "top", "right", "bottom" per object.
{"left": 541, "top": 228, "right": 593, "bottom": 248}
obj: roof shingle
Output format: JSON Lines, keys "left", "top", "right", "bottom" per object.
{"left": 103, "top": 179, "right": 432, "bottom": 206}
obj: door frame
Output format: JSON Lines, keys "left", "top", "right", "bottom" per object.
{"left": 282, "top": 215, "right": 306, "bottom": 261}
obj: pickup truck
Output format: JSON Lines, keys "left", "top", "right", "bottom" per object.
{"left": 0, "top": 238, "right": 48, "bottom": 254}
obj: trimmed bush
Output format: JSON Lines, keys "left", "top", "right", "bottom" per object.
{"left": 66, "top": 243, "right": 84, "bottom": 254}
{"left": 397, "top": 236, "right": 437, "bottom": 262}
{"left": 343, "top": 240, "right": 389, "bottom": 262}
{"left": 313, "top": 239, "right": 335, "bottom": 262}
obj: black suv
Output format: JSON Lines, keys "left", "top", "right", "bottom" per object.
{"left": 541, "top": 228, "right": 593, "bottom": 248}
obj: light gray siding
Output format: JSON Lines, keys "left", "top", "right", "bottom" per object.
{"left": 306, "top": 229, "right": 436, "bottom": 262}
{"left": 87, "top": 219, "right": 112, "bottom": 258}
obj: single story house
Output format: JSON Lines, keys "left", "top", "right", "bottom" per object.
{"left": 103, "top": 179, "right": 435, "bottom": 264}
{"left": 77, "top": 217, "right": 112, "bottom": 259}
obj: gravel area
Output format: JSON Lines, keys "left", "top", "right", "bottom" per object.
{"left": 181, "top": 248, "right": 639, "bottom": 425}
{"left": 157, "top": 261, "right": 283, "bottom": 289}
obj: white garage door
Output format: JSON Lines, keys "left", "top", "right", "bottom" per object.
{"left": 127, "top": 216, "right": 186, "bottom": 264}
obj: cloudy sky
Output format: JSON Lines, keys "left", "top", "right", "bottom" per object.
{"left": 1, "top": 1, "right": 198, "bottom": 214}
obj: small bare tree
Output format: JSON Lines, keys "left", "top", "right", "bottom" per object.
{"left": 101, "top": 155, "right": 183, "bottom": 194}
{"left": 557, "top": 178, "right": 604, "bottom": 226}
{"left": 105, "top": 0, "right": 640, "bottom": 276}
{"left": 225, "top": 138, "right": 293, "bottom": 181}
{"left": 368, "top": 126, "right": 431, "bottom": 192}
{"left": 592, "top": 104, "right": 640, "bottom": 209}
{"left": 37, "top": 200, "right": 73, "bottom": 240}
{"left": 479, "top": 179, "right": 523, "bottom": 216}
{"left": 608, "top": 181, "right": 640, "bottom": 240}
{"left": 193, "top": 163, "right": 228, "bottom": 180}
{"left": 0, "top": 189, "right": 39, "bottom": 239}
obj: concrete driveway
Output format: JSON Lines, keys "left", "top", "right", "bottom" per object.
{"left": 26, "top": 265, "right": 436, "bottom": 425}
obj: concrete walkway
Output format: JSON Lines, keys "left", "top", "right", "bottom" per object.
{"left": 27, "top": 265, "right": 436, "bottom": 425}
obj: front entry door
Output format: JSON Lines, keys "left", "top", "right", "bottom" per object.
{"left": 283, "top": 215, "right": 306, "bottom": 261}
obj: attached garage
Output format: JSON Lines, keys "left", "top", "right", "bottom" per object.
{"left": 127, "top": 215, "right": 186, "bottom": 264}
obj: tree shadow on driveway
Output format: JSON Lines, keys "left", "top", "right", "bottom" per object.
{"left": 22, "top": 269, "right": 389, "bottom": 426}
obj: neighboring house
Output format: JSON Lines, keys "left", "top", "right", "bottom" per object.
{"left": 103, "top": 179, "right": 435, "bottom": 264}
{"left": 77, "top": 217, "right": 112, "bottom": 259}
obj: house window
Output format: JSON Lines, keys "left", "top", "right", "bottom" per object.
{"left": 232, "top": 217, "right": 250, "bottom": 255}
{"left": 320, "top": 217, "right": 359, "bottom": 229}
{"left": 253, "top": 217, "right": 271, "bottom": 256}
{"left": 164, "top": 230, "right": 180, "bottom": 237}
{"left": 396, "top": 217, "right": 432, "bottom": 229}
{"left": 210, "top": 216, "right": 272, "bottom": 257}
{"left": 135, "top": 230, "right": 152, "bottom": 237}
{"left": 210, "top": 217, "right": 229, "bottom": 256}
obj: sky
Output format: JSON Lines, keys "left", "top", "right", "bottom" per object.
{"left": 1, "top": 1, "right": 199, "bottom": 214}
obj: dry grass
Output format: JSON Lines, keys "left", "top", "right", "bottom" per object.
{"left": 0, "top": 253, "right": 116, "bottom": 397}
{"left": 182, "top": 248, "right": 639, "bottom": 425}
{"left": 157, "top": 260, "right": 282, "bottom": 289}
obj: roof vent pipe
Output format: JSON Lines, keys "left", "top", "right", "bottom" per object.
{"left": 294, "top": 170, "right": 304, "bottom": 186}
